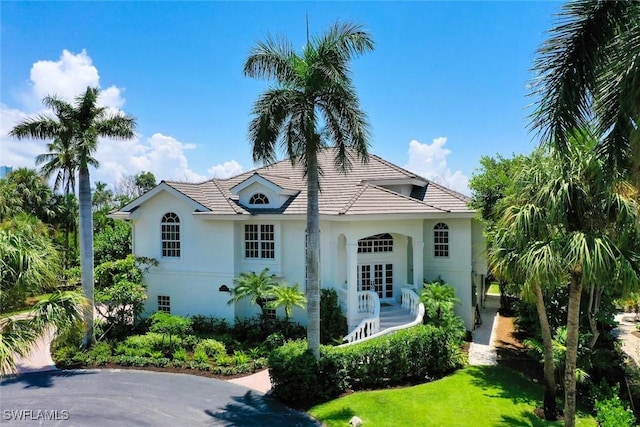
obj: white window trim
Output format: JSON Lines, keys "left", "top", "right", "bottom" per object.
{"left": 433, "top": 222, "right": 450, "bottom": 259}
{"left": 161, "top": 212, "right": 182, "bottom": 259}
{"left": 243, "top": 223, "right": 280, "bottom": 262}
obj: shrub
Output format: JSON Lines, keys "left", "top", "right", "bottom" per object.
{"left": 195, "top": 339, "right": 226, "bottom": 358}
{"left": 215, "top": 353, "right": 233, "bottom": 367}
{"left": 234, "top": 350, "right": 250, "bottom": 366}
{"left": 320, "top": 289, "right": 348, "bottom": 344}
{"left": 594, "top": 383, "right": 636, "bottom": 427}
{"left": 264, "top": 332, "right": 285, "bottom": 351}
{"left": 193, "top": 349, "right": 209, "bottom": 363}
{"left": 89, "top": 341, "right": 112, "bottom": 365}
{"left": 269, "top": 323, "right": 466, "bottom": 406}
{"left": 53, "top": 345, "right": 82, "bottom": 367}
{"left": 149, "top": 312, "right": 192, "bottom": 343}
{"left": 191, "top": 315, "right": 230, "bottom": 335}
{"left": 172, "top": 348, "right": 188, "bottom": 362}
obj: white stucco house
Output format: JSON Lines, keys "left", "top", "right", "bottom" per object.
{"left": 111, "top": 149, "right": 487, "bottom": 335}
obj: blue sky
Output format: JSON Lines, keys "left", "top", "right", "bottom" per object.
{"left": 1, "top": 1, "right": 562, "bottom": 194}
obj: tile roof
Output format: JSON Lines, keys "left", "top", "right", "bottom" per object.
{"left": 159, "top": 148, "right": 473, "bottom": 216}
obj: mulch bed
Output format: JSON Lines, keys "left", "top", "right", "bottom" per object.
{"left": 492, "top": 312, "right": 543, "bottom": 383}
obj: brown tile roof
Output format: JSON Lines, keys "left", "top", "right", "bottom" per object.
{"left": 161, "top": 148, "right": 473, "bottom": 216}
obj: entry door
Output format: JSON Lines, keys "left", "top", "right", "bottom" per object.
{"left": 358, "top": 263, "right": 393, "bottom": 300}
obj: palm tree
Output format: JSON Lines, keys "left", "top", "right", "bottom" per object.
{"left": 36, "top": 136, "right": 85, "bottom": 196}
{"left": 267, "top": 283, "right": 307, "bottom": 322}
{"left": 1, "top": 291, "right": 85, "bottom": 375}
{"left": 0, "top": 214, "right": 60, "bottom": 311}
{"left": 228, "top": 268, "right": 279, "bottom": 318}
{"left": 420, "top": 280, "right": 459, "bottom": 326}
{"left": 244, "top": 21, "right": 373, "bottom": 358}
{"left": 10, "top": 87, "right": 137, "bottom": 348}
{"left": 492, "top": 132, "right": 640, "bottom": 427}
{"left": 531, "top": 0, "right": 640, "bottom": 175}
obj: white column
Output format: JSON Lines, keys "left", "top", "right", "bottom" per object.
{"left": 346, "top": 241, "right": 359, "bottom": 330}
{"left": 412, "top": 238, "right": 424, "bottom": 290}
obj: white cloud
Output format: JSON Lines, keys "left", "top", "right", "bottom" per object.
{"left": 208, "top": 160, "right": 243, "bottom": 179}
{"left": 1, "top": 49, "right": 219, "bottom": 188}
{"left": 405, "top": 137, "right": 470, "bottom": 195}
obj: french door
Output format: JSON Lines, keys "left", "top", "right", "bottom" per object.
{"left": 358, "top": 263, "right": 393, "bottom": 300}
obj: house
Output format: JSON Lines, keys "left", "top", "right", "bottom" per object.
{"left": 111, "top": 149, "right": 487, "bottom": 334}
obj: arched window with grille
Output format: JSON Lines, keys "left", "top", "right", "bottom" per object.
{"left": 161, "top": 212, "right": 181, "bottom": 257}
{"left": 249, "top": 193, "right": 269, "bottom": 205}
{"left": 433, "top": 223, "right": 449, "bottom": 257}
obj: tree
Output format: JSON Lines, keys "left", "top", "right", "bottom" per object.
{"left": 0, "top": 214, "right": 60, "bottom": 311}
{"left": 228, "top": 268, "right": 279, "bottom": 318}
{"left": 3, "top": 168, "right": 56, "bottom": 223}
{"left": 10, "top": 87, "right": 137, "bottom": 348}
{"left": 420, "top": 279, "right": 460, "bottom": 327}
{"left": 531, "top": 0, "right": 640, "bottom": 176}
{"left": 267, "top": 283, "right": 307, "bottom": 322}
{"left": 36, "top": 136, "right": 82, "bottom": 195}
{"left": 244, "top": 21, "right": 373, "bottom": 358}
{"left": 92, "top": 181, "right": 114, "bottom": 212}
{"left": 134, "top": 171, "right": 156, "bottom": 195}
{"left": 491, "top": 132, "right": 640, "bottom": 427}
{"left": 1, "top": 291, "right": 85, "bottom": 375}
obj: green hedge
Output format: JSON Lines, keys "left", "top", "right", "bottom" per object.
{"left": 269, "top": 323, "right": 465, "bottom": 406}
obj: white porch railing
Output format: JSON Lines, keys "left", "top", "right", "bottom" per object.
{"left": 339, "top": 287, "right": 424, "bottom": 347}
{"left": 341, "top": 291, "right": 380, "bottom": 344}
{"left": 401, "top": 286, "right": 421, "bottom": 315}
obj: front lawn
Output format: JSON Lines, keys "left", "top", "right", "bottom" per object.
{"left": 308, "top": 365, "right": 596, "bottom": 426}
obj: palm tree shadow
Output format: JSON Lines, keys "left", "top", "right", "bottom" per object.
{"left": 467, "top": 365, "right": 540, "bottom": 406}
{"left": 0, "top": 369, "right": 96, "bottom": 389}
{"left": 204, "top": 390, "right": 320, "bottom": 426}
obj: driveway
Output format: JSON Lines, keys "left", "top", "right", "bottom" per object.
{"left": 0, "top": 369, "right": 320, "bottom": 426}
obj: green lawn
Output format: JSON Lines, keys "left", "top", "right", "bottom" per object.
{"left": 308, "top": 365, "right": 596, "bottom": 427}
{"left": 487, "top": 283, "right": 501, "bottom": 295}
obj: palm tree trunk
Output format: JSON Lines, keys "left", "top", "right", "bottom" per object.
{"left": 563, "top": 274, "right": 583, "bottom": 427}
{"left": 533, "top": 283, "right": 557, "bottom": 420}
{"left": 306, "top": 148, "right": 320, "bottom": 359}
{"left": 78, "top": 166, "right": 95, "bottom": 348}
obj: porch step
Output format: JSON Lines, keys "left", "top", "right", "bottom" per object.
{"left": 379, "top": 304, "right": 416, "bottom": 330}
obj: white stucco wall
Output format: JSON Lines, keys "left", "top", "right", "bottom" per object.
{"left": 130, "top": 190, "right": 236, "bottom": 320}
{"left": 423, "top": 218, "right": 474, "bottom": 330}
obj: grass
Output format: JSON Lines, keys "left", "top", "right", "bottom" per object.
{"left": 308, "top": 365, "right": 596, "bottom": 427}
{"left": 487, "top": 282, "right": 501, "bottom": 295}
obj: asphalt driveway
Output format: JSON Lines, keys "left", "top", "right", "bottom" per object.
{"left": 0, "top": 369, "right": 320, "bottom": 426}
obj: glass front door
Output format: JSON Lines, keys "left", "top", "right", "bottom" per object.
{"left": 358, "top": 263, "right": 393, "bottom": 300}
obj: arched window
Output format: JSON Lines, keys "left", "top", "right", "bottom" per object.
{"left": 249, "top": 193, "right": 269, "bottom": 205}
{"left": 358, "top": 233, "right": 393, "bottom": 253}
{"left": 433, "top": 223, "right": 449, "bottom": 257}
{"left": 161, "top": 212, "right": 180, "bottom": 257}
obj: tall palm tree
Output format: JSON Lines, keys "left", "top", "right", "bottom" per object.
{"left": 10, "top": 87, "right": 136, "bottom": 348}
{"left": 244, "top": 21, "right": 373, "bottom": 358}
{"left": 531, "top": 0, "right": 640, "bottom": 175}
{"left": 36, "top": 136, "right": 87, "bottom": 196}
{"left": 492, "top": 131, "right": 640, "bottom": 427}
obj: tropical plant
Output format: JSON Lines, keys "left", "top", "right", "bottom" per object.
{"left": 10, "top": 86, "right": 137, "bottom": 348}
{"left": 420, "top": 279, "right": 460, "bottom": 327}
{"left": 320, "top": 288, "right": 348, "bottom": 344}
{"left": 244, "top": 21, "right": 374, "bottom": 358}
{"left": 36, "top": 135, "right": 79, "bottom": 195}
{"left": 267, "top": 283, "right": 307, "bottom": 321}
{"left": 228, "top": 268, "right": 279, "bottom": 317}
{"left": 491, "top": 132, "right": 640, "bottom": 426}
{"left": 0, "top": 214, "right": 61, "bottom": 311}
{"left": 0, "top": 291, "right": 85, "bottom": 375}
{"left": 2, "top": 168, "right": 57, "bottom": 223}
{"left": 531, "top": 0, "right": 640, "bottom": 177}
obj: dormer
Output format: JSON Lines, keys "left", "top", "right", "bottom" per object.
{"left": 230, "top": 173, "right": 299, "bottom": 209}
{"left": 362, "top": 178, "right": 427, "bottom": 198}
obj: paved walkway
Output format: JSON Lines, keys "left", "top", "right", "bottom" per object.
{"left": 614, "top": 312, "right": 640, "bottom": 366}
{"left": 468, "top": 294, "right": 500, "bottom": 366}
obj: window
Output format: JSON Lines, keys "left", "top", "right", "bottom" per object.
{"left": 244, "top": 224, "right": 275, "bottom": 259}
{"left": 264, "top": 308, "right": 276, "bottom": 320}
{"left": 161, "top": 212, "right": 180, "bottom": 257}
{"left": 249, "top": 193, "right": 269, "bottom": 205}
{"left": 434, "top": 223, "right": 449, "bottom": 257}
{"left": 358, "top": 233, "right": 393, "bottom": 253}
{"left": 157, "top": 295, "right": 171, "bottom": 313}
